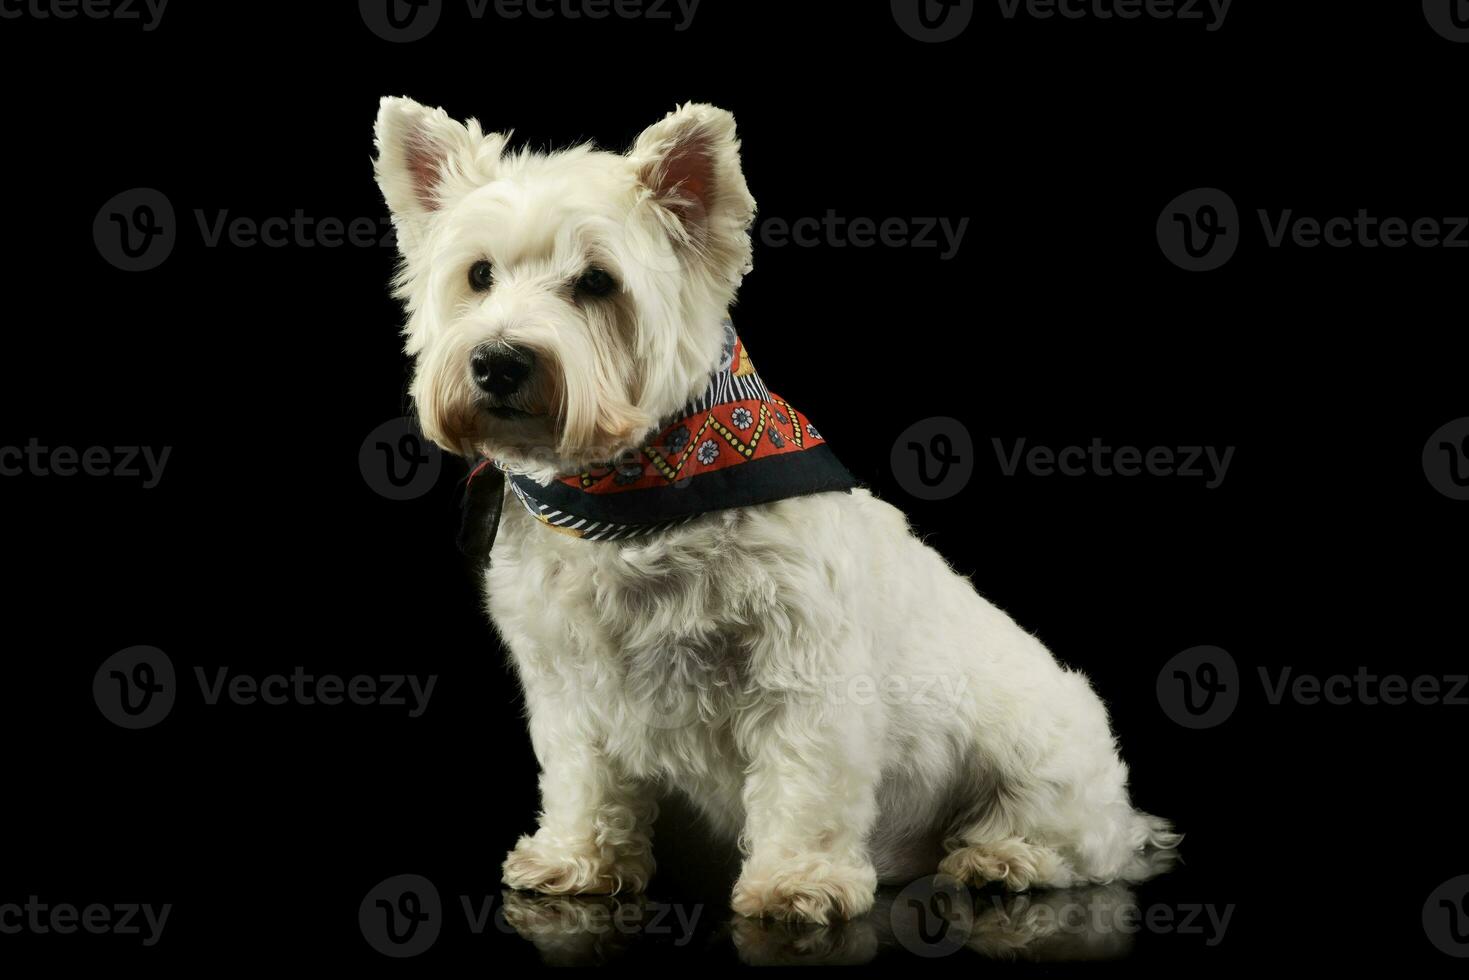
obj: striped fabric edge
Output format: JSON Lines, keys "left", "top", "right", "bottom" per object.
{"left": 506, "top": 480, "right": 700, "bottom": 542}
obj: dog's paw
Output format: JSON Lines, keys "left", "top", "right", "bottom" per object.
{"left": 731, "top": 856, "right": 877, "bottom": 924}
{"left": 938, "top": 837, "right": 1066, "bottom": 892}
{"left": 502, "top": 834, "right": 654, "bottom": 895}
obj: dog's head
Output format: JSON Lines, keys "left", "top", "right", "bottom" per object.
{"left": 373, "top": 97, "right": 756, "bottom": 479}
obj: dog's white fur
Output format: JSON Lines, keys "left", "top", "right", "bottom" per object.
{"left": 373, "top": 97, "right": 1180, "bottom": 924}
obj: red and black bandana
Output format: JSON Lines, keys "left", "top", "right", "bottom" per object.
{"left": 462, "top": 320, "right": 857, "bottom": 550}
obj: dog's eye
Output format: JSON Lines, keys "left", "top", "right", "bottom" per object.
{"left": 575, "top": 267, "right": 617, "bottom": 298}
{"left": 468, "top": 260, "right": 494, "bottom": 292}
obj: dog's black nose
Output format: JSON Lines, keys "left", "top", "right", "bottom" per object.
{"left": 470, "top": 344, "right": 535, "bottom": 397}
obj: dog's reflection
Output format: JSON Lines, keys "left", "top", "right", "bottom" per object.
{"left": 729, "top": 913, "right": 882, "bottom": 966}
{"left": 499, "top": 891, "right": 646, "bottom": 966}
{"left": 731, "top": 882, "right": 1142, "bottom": 965}
{"left": 499, "top": 890, "right": 708, "bottom": 965}
{"left": 957, "top": 883, "right": 1142, "bottom": 961}
{"left": 502, "top": 877, "right": 1155, "bottom": 965}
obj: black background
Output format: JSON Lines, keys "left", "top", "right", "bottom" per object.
{"left": 2, "top": 0, "right": 1465, "bottom": 971}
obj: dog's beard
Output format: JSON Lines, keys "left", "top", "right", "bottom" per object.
{"left": 412, "top": 333, "right": 487, "bottom": 457}
{"left": 556, "top": 307, "right": 655, "bottom": 466}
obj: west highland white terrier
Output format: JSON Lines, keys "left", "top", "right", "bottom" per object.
{"left": 372, "top": 97, "right": 1180, "bottom": 924}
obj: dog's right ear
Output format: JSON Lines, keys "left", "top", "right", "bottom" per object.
{"left": 374, "top": 96, "right": 504, "bottom": 252}
{"left": 629, "top": 103, "right": 756, "bottom": 287}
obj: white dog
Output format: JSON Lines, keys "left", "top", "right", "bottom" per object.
{"left": 372, "top": 97, "right": 1180, "bottom": 925}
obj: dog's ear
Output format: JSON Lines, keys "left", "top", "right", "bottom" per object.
{"left": 629, "top": 103, "right": 756, "bottom": 281}
{"left": 374, "top": 96, "right": 504, "bottom": 251}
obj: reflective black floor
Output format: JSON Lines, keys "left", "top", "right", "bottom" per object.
{"left": 493, "top": 875, "right": 1209, "bottom": 967}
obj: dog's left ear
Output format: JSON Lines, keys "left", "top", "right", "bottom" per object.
{"left": 629, "top": 103, "right": 756, "bottom": 282}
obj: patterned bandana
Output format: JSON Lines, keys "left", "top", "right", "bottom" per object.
{"left": 460, "top": 320, "right": 857, "bottom": 552}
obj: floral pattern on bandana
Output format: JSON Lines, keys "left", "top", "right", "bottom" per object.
{"left": 549, "top": 325, "right": 832, "bottom": 496}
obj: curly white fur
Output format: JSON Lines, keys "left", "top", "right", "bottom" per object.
{"left": 373, "top": 97, "right": 1180, "bottom": 925}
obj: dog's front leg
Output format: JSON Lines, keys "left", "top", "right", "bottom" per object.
{"left": 730, "top": 695, "right": 880, "bottom": 924}
{"left": 502, "top": 703, "right": 656, "bottom": 896}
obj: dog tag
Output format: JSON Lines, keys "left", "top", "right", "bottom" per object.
{"left": 457, "top": 461, "right": 505, "bottom": 570}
